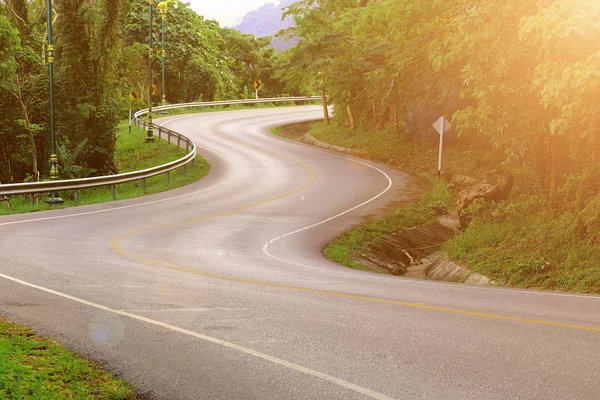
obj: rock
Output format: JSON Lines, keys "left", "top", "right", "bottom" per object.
{"left": 424, "top": 252, "right": 490, "bottom": 285}
{"left": 442, "top": 172, "right": 479, "bottom": 192}
{"left": 455, "top": 169, "right": 513, "bottom": 228}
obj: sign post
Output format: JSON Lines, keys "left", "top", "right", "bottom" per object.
{"left": 432, "top": 116, "right": 452, "bottom": 178}
{"left": 253, "top": 80, "right": 262, "bottom": 99}
{"left": 129, "top": 91, "right": 138, "bottom": 134}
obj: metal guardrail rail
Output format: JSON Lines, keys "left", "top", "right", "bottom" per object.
{"left": 133, "top": 96, "right": 321, "bottom": 120}
{"left": 0, "top": 96, "right": 320, "bottom": 202}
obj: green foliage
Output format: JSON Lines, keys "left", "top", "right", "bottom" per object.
{"left": 0, "top": 14, "right": 19, "bottom": 92}
{"left": 281, "top": 0, "right": 600, "bottom": 195}
{"left": 0, "top": 0, "right": 284, "bottom": 184}
{"left": 56, "top": 139, "right": 97, "bottom": 179}
{"left": 302, "top": 115, "right": 600, "bottom": 292}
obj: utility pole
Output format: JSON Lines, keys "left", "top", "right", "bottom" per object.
{"left": 146, "top": 0, "right": 156, "bottom": 142}
{"left": 158, "top": 1, "right": 177, "bottom": 110}
{"left": 45, "top": 0, "right": 63, "bottom": 204}
{"left": 159, "top": 2, "right": 167, "bottom": 107}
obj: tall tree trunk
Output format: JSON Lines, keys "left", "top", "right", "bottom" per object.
{"left": 549, "top": 134, "right": 560, "bottom": 207}
{"left": 13, "top": 75, "right": 38, "bottom": 181}
{"left": 321, "top": 74, "right": 330, "bottom": 125}
{"left": 392, "top": 104, "right": 399, "bottom": 135}
{"left": 372, "top": 99, "right": 378, "bottom": 129}
{"left": 346, "top": 91, "right": 355, "bottom": 129}
{"left": 321, "top": 88, "right": 330, "bottom": 125}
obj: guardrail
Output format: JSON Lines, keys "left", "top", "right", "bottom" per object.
{"left": 0, "top": 96, "right": 320, "bottom": 204}
{"left": 0, "top": 123, "right": 196, "bottom": 204}
{"left": 133, "top": 96, "right": 321, "bottom": 120}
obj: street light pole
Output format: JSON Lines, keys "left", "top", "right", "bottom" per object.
{"left": 158, "top": 1, "right": 177, "bottom": 107}
{"left": 146, "top": 0, "right": 155, "bottom": 142}
{"left": 160, "top": 2, "right": 167, "bottom": 107}
{"left": 45, "top": 0, "right": 63, "bottom": 204}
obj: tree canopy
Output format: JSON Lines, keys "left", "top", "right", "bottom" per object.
{"left": 0, "top": 0, "right": 285, "bottom": 183}
{"left": 279, "top": 0, "right": 600, "bottom": 197}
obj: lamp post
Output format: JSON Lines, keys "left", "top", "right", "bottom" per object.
{"left": 146, "top": 0, "right": 156, "bottom": 142}
{"left": 158, "top": 1, "right": 177, "bottom": 107}
{"left": 45, "top": 0, "right": 63, "bottom": 204}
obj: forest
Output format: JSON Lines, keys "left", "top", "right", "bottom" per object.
{"left": 0, "top": 0, "right": 290, "bottom": 184}
{"left": 280, "top": 0, "right": 600, "bottom": 200}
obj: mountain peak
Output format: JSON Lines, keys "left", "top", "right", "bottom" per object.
{"left": 234, "top": 0, "right": 298, "bottom": 51}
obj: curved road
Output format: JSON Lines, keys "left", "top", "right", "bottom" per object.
{"left": 0, "top": 106, "right": 599, "bottom": 399}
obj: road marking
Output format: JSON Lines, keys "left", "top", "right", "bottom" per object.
{"left": 0, "top": 144, "right": 237, "bottom": 228}
{"left": 111, "top": 116, "right": 600, "bottom": 334}
{"left": 259, "top": 124, "right": 600, "bottom": 301}
{"left": 258, "top": 123, "right": 393, "bottom": 265}
{"left": 104, "top": 248, "right": 600, "bottom": 333}
{"left": 0, "top": 272, "right": 394, "bottom": 400}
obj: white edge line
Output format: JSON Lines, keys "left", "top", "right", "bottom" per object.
{"left": 258, "top": 121, "right": 393, "bottom": 265}
{"left": 0, "top": 271, "right": 394, "bottom": 400}
{"left": 256, "top": 121, "right": 600, "bottom": 301}
{"left": 0, "top": 126, "right": 238, "bottom": 228}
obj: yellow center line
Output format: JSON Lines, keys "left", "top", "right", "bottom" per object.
{"left": 110, "top": 116, "right": 600, "bottom": 334}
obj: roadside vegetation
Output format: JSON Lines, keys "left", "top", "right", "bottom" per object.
{"left": 270, "top": 1, "right": 600, "bottom": 294}
{"left": 326, "top": 180, "right": 454, "bottom": 272}
{"left": 0, "top": 317, "right": 134, "bottom": 399}
{"left": 1, "top": 0, "right": 297, "bottom": 186}
{"left": 0, "top": 121, "right": 208, "bottom": 216}
{"left": 292, "top": 119, "right": 600, "bottom": 293}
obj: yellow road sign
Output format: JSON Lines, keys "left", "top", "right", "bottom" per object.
{"left": 253, "top": 80, "right": 262, "bottom": 90}
{"left": 129, "top": 91, "right": 139, "bottom": 101}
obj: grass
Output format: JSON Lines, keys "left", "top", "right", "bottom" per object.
{"left": 283, "top": 121, "right": 600, "bottom": 293}
{"left": 0, "top": 121, "right": 209, "bottom": 216}
{"left": 325, "top": 180, "right": 454, "bottom": 271}
{"left": 270, "top": 127, "right": 282, "bottom": 137}
{"left": 307, "top": 121, "right": 502, "bottom": 179}
{"left": 0, "top": 317, "right": 134, "bottom": 399}
{"left": 444, "top": 197, "right": 600, "bottom": 292}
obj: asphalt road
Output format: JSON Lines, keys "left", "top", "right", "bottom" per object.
{"left": 1, "top": 106, "right": 599, "bottom": 400}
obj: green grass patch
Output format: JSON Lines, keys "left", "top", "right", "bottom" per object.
{"left": 270, "top": 127, "right": 282, "bottom": 137}
{"left": 325, "top": 180, "right": 454, "bottom": 271}
{"left": 444, "top": 198, "right": 600, "bottom": 292}
{"left": 307, "top": 121, "right": 501, "bottom": 179}
{"left": 0, "top": 121, "right": 209, "bottom": 216}
{"left": 0, "top": 317, "right": 134, "bottom": 399}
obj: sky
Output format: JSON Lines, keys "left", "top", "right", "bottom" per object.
{"left": 186, "top": 0, "right": 276, "bottom": 27}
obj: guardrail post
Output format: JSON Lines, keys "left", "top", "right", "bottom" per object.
{"left": 177, "top": 135, "right": 181, "bottom": 148}
{"left": 167, "top": 131, "right": 171, "bottom": 144}
{"left": 186, "top": 141, "right": 189, "bottom": 154}
{"left": 74, "top": 189, "right": 78, "bottom": 204}
{"left": 166, "top": 171, "right": 170, "bottom": 185}
{"left": 158, "top": 127, "right": 162, "bottom": 141}
{"left": 111, "top": 184, "right": 116, "bottom": 201}
{"left": 142, "top": 178, "right": 147, "bottom": 194}
{"left": 29, "top": 194, "right": 34, "bottom": 206}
